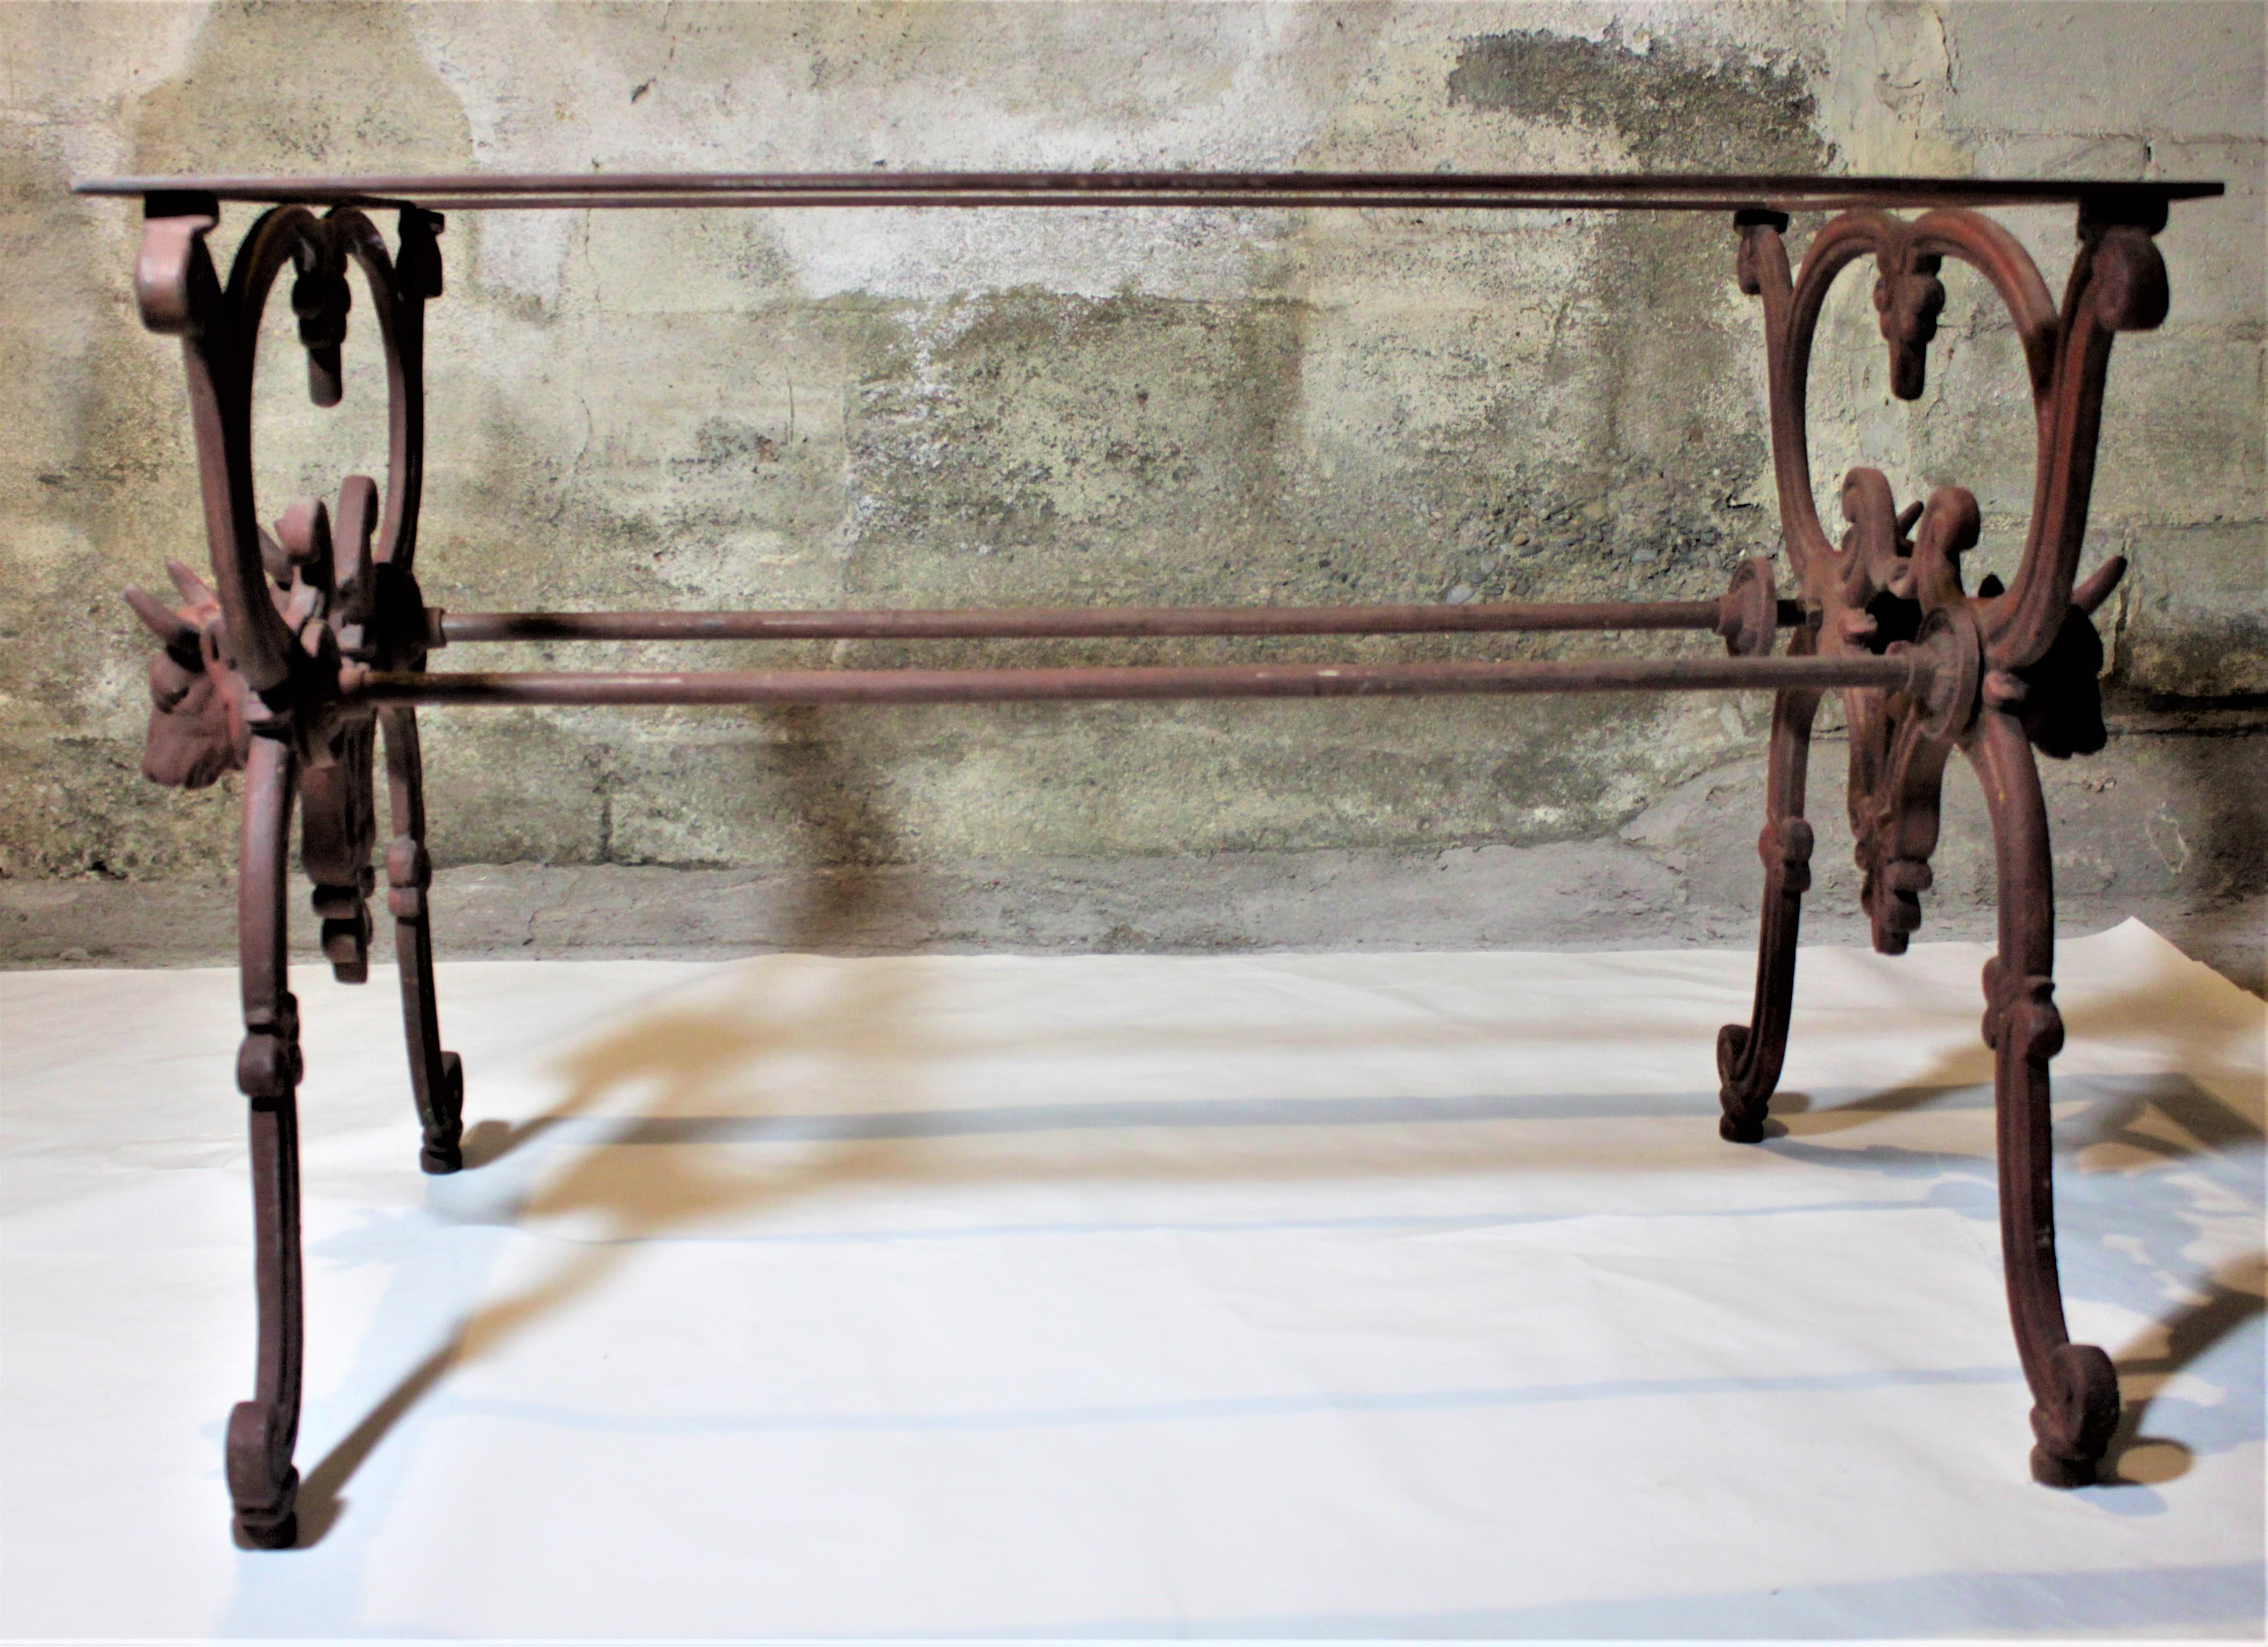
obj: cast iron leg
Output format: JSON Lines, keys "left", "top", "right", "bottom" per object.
{"left": 1969, "top": 707, "right": 2120, "bottom": 1485}
{"left": 1716, "top": 675, "right": 1823, "bottom": 1142}
{"left": 226, "top": 735, "right": 305, "bottom": 1547}
{"left": 381, "top": 705, "right": 463, "bottom": 1173}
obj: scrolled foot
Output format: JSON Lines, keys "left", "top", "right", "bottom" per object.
{"left": 1715, "top": 1024, "right": 1770, "bottom": 1143}
{"left": 1717, "top": 1107, "right": 1767, "bottom": 1145}
{"left": 226, "top": 1398, "right": 301, "bottom": 1548}
{"left": 418, "top": 1050, "right": 465, "bottom": 1174}
{"left": 2028, "top": 1342, "right": 2120, "bottom": 1487}
{"left": 233, "top": 1501, "right": 299, "bottom": 1551}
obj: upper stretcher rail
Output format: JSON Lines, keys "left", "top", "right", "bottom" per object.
{"left": 70, "top": 170, "right": 2225, "bottom": 213}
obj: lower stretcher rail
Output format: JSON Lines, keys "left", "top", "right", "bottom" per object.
{"left": 347, "top": 651, "right": 1916, "bottom": 708}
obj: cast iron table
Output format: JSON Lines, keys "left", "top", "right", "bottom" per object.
{"left": 71, "top": 168, "right": 2223, "bottom": 1546}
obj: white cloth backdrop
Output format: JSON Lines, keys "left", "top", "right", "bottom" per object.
{"left": 1, "top": 921, "right": 2260, "bottom": 1637}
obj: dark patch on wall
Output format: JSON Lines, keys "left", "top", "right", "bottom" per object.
{"left": 1447, "top": 27, "right": 1825, "bottom": 170}
{"left": 1444, "top": 26, "right": 1829, "bottom": 618}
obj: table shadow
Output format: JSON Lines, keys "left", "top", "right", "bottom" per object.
{"left": 287, "top": 881, "right": 2264, "bottom": 1545}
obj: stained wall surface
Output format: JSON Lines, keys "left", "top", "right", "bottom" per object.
{"left": 1, "top": 3, "right": 2260, "bottom": 957}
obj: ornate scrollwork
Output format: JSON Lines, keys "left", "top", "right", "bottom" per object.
{"left": 1713, "top": 556, "right": 1780, "bottom": 658}
{"left": 1982, "top": 957, "right": 2064, "bottom": 1063}
{"left": 1737, "top": 203, "right": 2151, "bottom": 952}
{"left": 1873, "top": 238, "right": 1946, "bottom": 402}
{"left": 123, "top": 561, "right": 250, "bottom": 788}
{"left": 126, "top": 202, "right": 445, "bottom": 982}
{"left": 128, "top": 201, "right": 441, "bottom": 718}
{"left": 1738, "top": 195, "right": 2169, "bottom": 1486}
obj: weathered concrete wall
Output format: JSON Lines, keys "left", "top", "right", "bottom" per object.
{"left": 1, "top": 4, "right": 2260, "bottom": 965}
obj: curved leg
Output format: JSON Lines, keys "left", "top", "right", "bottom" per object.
{"left": 1968, "top": 708, "right": 2120, "bottom": 1485}
{"left": 381, "top": 705, "right": 463, "bottom": 1173}
{"left": 226, "top": 736, "right": 305, "bottom": 1548}
{"left": 1716, "top": 681, "right": 1823, "bottom": 1142}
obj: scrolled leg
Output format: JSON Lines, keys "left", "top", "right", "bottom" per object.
{"left": 381, "top": 705, "right": 463, "bottom": 1173}
{"left": 130, "top": 189, "right": 457, "bottom": 1542}
{"left": 1969, "top": 708, "right": 2119, "bottom": 1485}
{"left": 1716, "top": 680, "right": 1823, "bottom": 1142}
{"left": 227, "top": 736, "right": 305, "bottom": 1547}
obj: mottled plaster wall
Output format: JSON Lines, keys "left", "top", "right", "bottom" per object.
{"left": 1, "top": 4, "right": 2260, "bottom": 935}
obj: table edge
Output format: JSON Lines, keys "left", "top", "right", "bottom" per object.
{"left": 68, "top": 169, "right": 2228, "bottom": 211}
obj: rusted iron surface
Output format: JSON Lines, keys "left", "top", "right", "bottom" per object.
{"left": 111, "top": 174, "right": 2209, "bottom": 1542}
{"left": 1970, "top": 708, "right": 2124, "bottom": 1485}
{"left": 381, "top": 703, "right": 464, "bottom": 1176}
{"left": 1713, "top": 633, "right": 1822, "bottom": 1145}
{"left": 75, "top": 169, "right": 2222, "bottom": 214}
{"left": 346, "top": 651, "right": 1924, "bottom": 709}
{"left": 224, "top": 735, "right": 302, "bottom": 1551}
{"left": 126, "top": 194, "right": 460, "bottom": 1548}
{"left": 1727, "top": 194, "right": 2168, "bottom": 1488}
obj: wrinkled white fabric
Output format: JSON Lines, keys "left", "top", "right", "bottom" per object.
{"left": 1, "top": 920, "right": 2259, "bottom": 1637}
